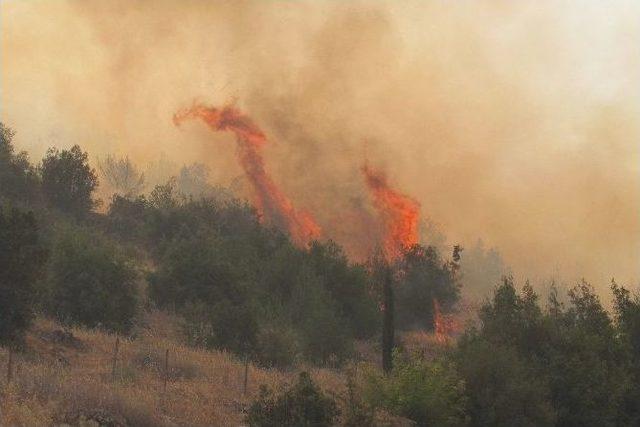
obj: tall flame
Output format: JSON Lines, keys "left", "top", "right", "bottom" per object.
{"left": 173, "top": 103, "right": 321, "bottom": 246}
{"left": 362, "top": 162, "right": 420, "bottom": 261}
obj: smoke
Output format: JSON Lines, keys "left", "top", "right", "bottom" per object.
{"left": 2, "top": 0, "right": 639, "bottom": 289}
{"left": 174, "top": 102, "right": 321, "bottom": 246}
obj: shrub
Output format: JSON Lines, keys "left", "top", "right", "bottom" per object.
{"left": 181, "top": 300, "right": 259, "bottom": 355}
{"left": 342, "top": 368, "right": 375, "bottom": 427}
{"left": 246, "top": 372, "right": 339, "bottom": 427}
{"left": 364, "top": 352, "right": 468, "bottom": 427}
{"left": 0, "top": 205, "right": 46, "bottom": 345}
{"left": 45, "top": 227, "right": 138, "bottom": 333}
{"left": 255, "top": 325, "right": 300, "bottom": 369}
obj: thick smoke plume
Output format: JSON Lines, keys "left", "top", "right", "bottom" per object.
{"left": 2, "top": 0, "right": 639, "bottom": 291}
{"left": 173, "top": 103, "right": 320, "bottom": 246}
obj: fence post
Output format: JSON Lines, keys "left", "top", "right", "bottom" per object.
{"left": 7, "top": 347, "right": 13, "bottom": 383}
{"left": 243, "top": 357, "right": 249, "bottom": 395}
{"left": 163, "top": 348, "right": 169, "bottom": 393}
{"left": 111, "top": 337, "right": 120, "bottom": 380}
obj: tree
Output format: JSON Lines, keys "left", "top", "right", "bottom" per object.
{"left": 463, "top": 277, "right": 632, "bottom": 427}
{"left": 176, "top": 162, "right": 215, "bottom": 197}
{"left": 40, "top": 145, "right": 98, "bottom": 217}
{"left": 148, "top": 234, "right": 259, "bottom": 355}
{"left": 611, "top": 280, "right": 640, "bottom": 425}
{"left": 0, "top": 205, "right": 46, "bottom": 345}
{"left": 98, "top": 154, "right": 145, "bottom": 197}
{"left": 307, "top": 240, "right": 379, "bottom": 339}
{"left": 45, "top": 227, "right": 138, "bottom": 333}
{"left": 0, "top": 123, "right": 39, "bottom": 202}
{"left": 455, "top": 336, "right": 555, "bottom": 427}
{"left": 395, "top": 244, "right": 461, "bottom": 330}
{"left": 545, "top": 281, "right": 631, "bottom": 427}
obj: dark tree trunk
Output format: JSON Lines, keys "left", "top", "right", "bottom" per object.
{"left": 382, "top": 267, "right": 395, "bottom": 374}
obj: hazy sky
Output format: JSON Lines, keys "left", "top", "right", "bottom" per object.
{"left": 2, "top": 0, "right": 639, "bottom": 289}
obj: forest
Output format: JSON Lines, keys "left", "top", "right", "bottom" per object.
{"left": 2, "top": 120, "right": 640, "bottom": 426}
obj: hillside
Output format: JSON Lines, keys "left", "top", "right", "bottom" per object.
{"left": 0, "top": 312, "right": 351, "bottom": 426}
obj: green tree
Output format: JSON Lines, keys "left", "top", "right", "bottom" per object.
{"left": 0, "top": 123, "right": 39, "bottom": 202}
{"left": 45, "top": 227, "right": 138, "bottom": 333}
{"left": 395, "top": 244, "right": 461, "bottom": 330}
{"left": 455, "top": 336, "right": 555, "bottom": 427}
{"left": 40, "top": 145, "right": 98, "bottom": 217}
{"left": 278, "top": 263, "right": 354, "bottom": 365}
{"left": 611, "top": 280, "right": 640, "bottom": 425}
{"left": 0, "top": 205, "right": 46, "bottom": 345}
{"left": 307, "top": 240, "right": 380, "bottom": 339}
{"left": 149, "top": 235, "right": 259, "bottom": 355}
{"left": 545, "top": 281, "right": 631, "bottom": 427}
{"left": 461, "top": 277, "right": 632, "bottom": 427}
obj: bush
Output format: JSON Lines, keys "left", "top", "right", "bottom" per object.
{"left": 342, "top": 368, "right": 375, "bottom": 427}
{"left": 181, "top": 299, "right": 258, "bottom": 355}
{"left": 364, "top": 352, "right": 468, "bottom": 427}
{"left": 246, "top": 372, "right": 339, "bottom": 427}
{"left": 45, "top": 227, "right": 138, "bottom": 333}
{"left": 0, "top": 205, "right": 46, "bottom": 345}
{"left": 255, "top": 325, "right": 300, "bottom": 369}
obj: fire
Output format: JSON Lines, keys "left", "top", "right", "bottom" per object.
{"left": 433, "top": 298, "right": 451, "bottom": 344}
{"left": 173, "top": 103, "right": 321, "bottom": 246}
{"left": 362, "top": 162, "right": 420, "bottom": 261}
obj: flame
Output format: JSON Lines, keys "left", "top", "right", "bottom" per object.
{"left": 362, "top": 162, "right": 420, "bottom": 261}
{"left": 433, "top": 298, "right": 450, "bottom": 344}
{"left": 174, "top": 103, "right": 321, "bottom": 246}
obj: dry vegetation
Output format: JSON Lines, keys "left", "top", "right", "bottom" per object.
{"left": 0, "top": 313, "right": 348, "bottom": 426}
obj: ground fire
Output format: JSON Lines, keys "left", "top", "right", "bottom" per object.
{"left": 173, "top": 103, "right": 321, "bottom": 247}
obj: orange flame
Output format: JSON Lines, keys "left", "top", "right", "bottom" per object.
{"left": 362, "top": 162, "right": 420, "bottom": 261}
{"left": 174, "top": 103, "right": 321, "bottom": 246}
{"left": 433, "top": 298, "right": 451, "bottom": 344}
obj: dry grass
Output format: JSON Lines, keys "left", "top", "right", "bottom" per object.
{"left": 0, "top": 313, "right": 346, "bottom": 426}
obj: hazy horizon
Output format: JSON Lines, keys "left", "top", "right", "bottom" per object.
{"left": 2, "top": 0, "right": 639, "bottom": 291}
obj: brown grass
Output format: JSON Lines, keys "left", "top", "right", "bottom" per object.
{"left": 0, "top": 313, "right": 346, "bottom": 426}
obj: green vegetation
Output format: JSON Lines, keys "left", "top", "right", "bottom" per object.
{"left": 3, "top": 120, "right": 640, "bottom": 426}
{"left": 40, "top": 145, "right": 98, "bottom": 217}
{"left": 43, "top": 227, "right": 139, "bottom": 333}
{"left": 246, "top": 372, "right": 339, "bottom": 427}
{"left": 364, "top": 352, "right": 468, "bottom": 427}
{"left": 0, "top": 205, "right": 46, "bottom": 345}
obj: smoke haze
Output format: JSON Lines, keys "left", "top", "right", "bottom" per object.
{"left": 2, "top": 0, "right": 639, "bottom": 290}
